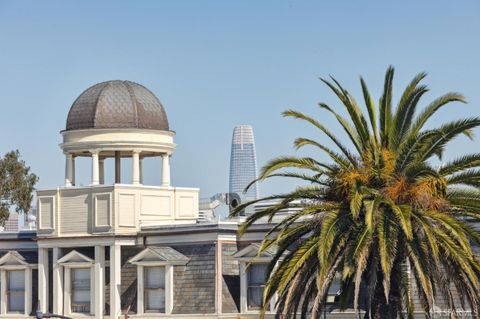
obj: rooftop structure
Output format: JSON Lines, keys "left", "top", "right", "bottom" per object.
{"left": 39, "top": 80, "right": 199, "bottom": 237}
{"left": 66, "top": 80, "right": 169, "bottom": 131}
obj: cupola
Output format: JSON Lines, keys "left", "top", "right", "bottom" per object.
{"left": 60, "top": 80, "right": 175, "bottom": 186}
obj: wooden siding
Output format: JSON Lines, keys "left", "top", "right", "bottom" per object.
{"left": 59, "top": 190, "right": 90, "bottom": 234}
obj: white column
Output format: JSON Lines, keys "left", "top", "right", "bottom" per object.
{"left": 239, "top": 262, "right": 248, "bottom": 313}
{"left": 53, "top": 248, "right": 63, "bottom": 314}
{"left": 94, "top": 246, "right": 105, "bottom": 319}
{"left": 65, "top": 153, "right": 73, "bottom": 187}
{"left": 99, "top": 159, "right": 105, "bottom": 185}
{"left": 90, "top": 267, "right": 95, "bottom": 315}
{"left": 161, "top": 154, "right": 170, "bottom": 186}
{"left": 63, "top": 268, "right": 71, "bottom": 316}
{"left": 139, "top": 158, "right": 143, "bottom": 184}
{"left": 136, "top": 266, "right": 144, "bottom": 315}
{"left": 72, "top": 156, "right": 76, "bottom": 186}
{"left": 0, "top": 270, "right": 6, "bottom": 315}
{"left": 132, "top": 150, "right": 140, "bottom": 185}
{"left": 38, "top": 248, "right": 49, "bottom": 313}
{"left": 165, "top": 265, "right": 174, "bottom": 314}
{"left": 25, "top": 268, "right": 32, "bottom": 315}
{"left": 110, "top": 245, "right": 121, "bottom": 319}
{"left": 91, "top": 151, "right": 100, "bottom": 185}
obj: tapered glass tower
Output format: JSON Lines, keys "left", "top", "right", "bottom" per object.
{"left": 229, "top": 125, "right": 259, "bottom": 201}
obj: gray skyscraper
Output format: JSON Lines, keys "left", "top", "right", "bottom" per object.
{"left": 229, "top": 125, "right": 259, "bottom": 201}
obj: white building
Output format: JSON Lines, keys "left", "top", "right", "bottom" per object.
{"left": 0, "top": 80, "right": 293, "bottom": 319}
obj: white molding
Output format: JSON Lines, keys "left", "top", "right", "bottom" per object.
{"left": 0, "top": 252, "right": 29, "bottom": 267}
{"left": 37, "top": 237, "right": 138, "bottom": 248}
{"left": 57, "top": 250, "right": 94, "bottom": 265}
{"left": 93, "top": 192, "right": 112, "bottom": 229}
{"left": 0, "top": 270, "right": 7, "bottom": 315}
{"left": 38, "top": 196, "right": 56, "bottom": 231}
{"left": 128, "top": 247, "right": 188, "bottom": 266}
{"left": 60, "top": 128, "right": 176, "bottom": 156}
{"left": 145, "top": 233, "right": 231, "bottom": 245}
{"left": 0, "top": 242, "right": 37, "bottom": 250}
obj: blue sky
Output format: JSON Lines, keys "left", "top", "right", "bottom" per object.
{"left": 0, "top": 1, "right": 479, "bottom": 198}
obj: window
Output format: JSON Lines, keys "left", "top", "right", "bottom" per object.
{"left": 129, "top": 246, "right": 188, "bottom": 315}
{"left": 326, "top": 276, "right": 341, "bottom": 303}
{"left": 144, "top": 266, "right": 165, "bottom": 312}
{"left": 71, "top": 268, "right": 90, "bottom": 313}
{"left": 247, "top": 263, "right": 268, "bottom": 310}
{"left": 7, "top": 270, "right": 25, "bottom": 313}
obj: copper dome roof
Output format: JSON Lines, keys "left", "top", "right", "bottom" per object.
{"left": 66, "top": 80, "right": 169, "bottom": 131}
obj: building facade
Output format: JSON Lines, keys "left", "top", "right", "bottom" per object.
{"left": 0, "top": 81, "right": 299, "bottom": 319}
{"left": 0, "top": 80, "right": 462, "bottom": 319}
{"left": 229, "top": 125, "right": 259, "bottom": 202}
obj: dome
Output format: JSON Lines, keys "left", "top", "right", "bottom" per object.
{"left": 66, "top": 80, "right": 169, "bottom": 131}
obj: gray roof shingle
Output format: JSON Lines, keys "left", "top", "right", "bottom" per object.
{"left": 66, "top": 80, "right": 170, "bottom": 131}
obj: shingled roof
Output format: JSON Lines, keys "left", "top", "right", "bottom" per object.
{"left": 66, "top": 80, "right": 170, "bottom": 131}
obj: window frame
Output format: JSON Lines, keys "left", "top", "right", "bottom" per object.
{"left": 143, "top": 265, "right": 166, "bottom": 313}
{"left": 128, "top": 246, "right": 189, "bottom": 316}
{"left": 0, "top": 252, "right": 33, "bottom": 317}
{"left": 135, "top": 263, "right": 173, "bottom": 315}
{"left": 239, "top": 259, "right": 276, "bottom": 314}
{"left": 56, "top": 249, "right": 95, "bottom": 317}
{"left": 6, "top": 269, "right": 26, "bottom": 314}
{"left": 62, "top": 264, "right": 94, "bottom": 317}
{"left": 246, "top": 263, "right": 269, "bottom": 311}
{"left": 70, "top": 267, "right": 92, "bottom": 314}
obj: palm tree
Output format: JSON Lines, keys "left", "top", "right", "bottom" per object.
{"left": 232, "top": 67, "right": 480, "bottom": 319}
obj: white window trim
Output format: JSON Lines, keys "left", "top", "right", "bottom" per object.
{"left": 38, "top": 195, "right": 56, "bottom": 231}
{"left": 239, "top": 258, "right": 276, "bottom": 314}
{"left": 93, "top": 192, "right": 112, "bottom": 230}
{"left": 133, "top": 262, "right": 174, "bottom": 315}
{"left": 63, "top": 264, "right": 95, "bottom": 317}
{"left": 57, "top": 250, "right": 95, "bottom": 317}
{"left": 128, "top": 246, "right": 189, "bottom": 316}
{"left": 0, "top": 267, "right": 32, "bottom": 316}
{"left": 0, "top": 252, "right": 34, "bottom": 317}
